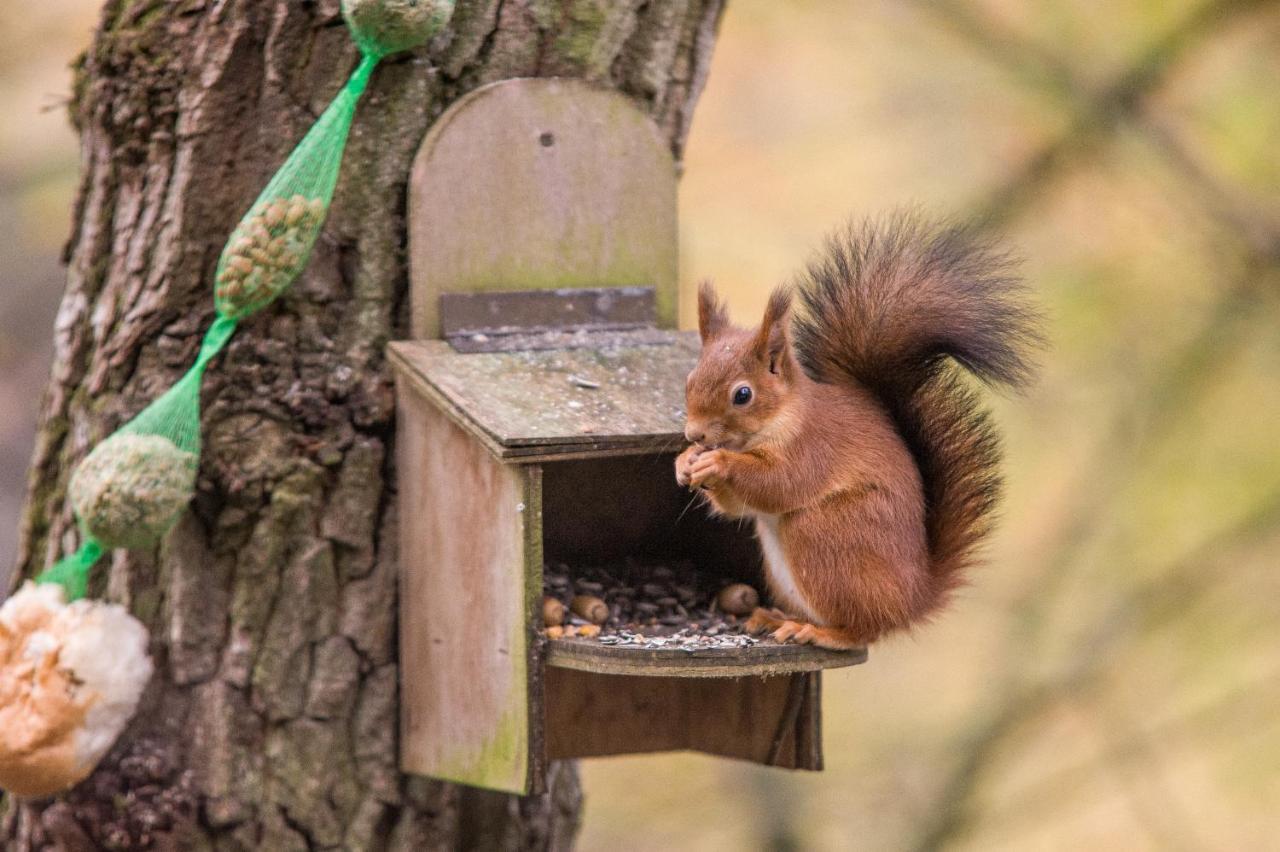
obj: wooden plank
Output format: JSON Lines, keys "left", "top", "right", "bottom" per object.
{"left": 544, "top": 637, "right": 865, "bottom": 677}
{"left": 397, "top": 378, "right": 541, "bottom": 794}
{"left": 387, "top": 336, "right": 697, "bottom": 455}
{"left": 440, "top": 286, "right": 657, "bottom": 348}
{"left": 544, "top": 668, "right": 824, "bottom": 770}
{"left": 520, "top": 464, "right": 547, "bottom": 793}
{"left": 487, "top": 442, "right": 685, "bottom": 464}
{"left": 409, "top": 78, "right": 678, "bottom": 338}
{"left": 797, "top": 673, "right": 823, "bottom": 770}
{"left": 444, "top": 325, "right": 678, "bottom": 355}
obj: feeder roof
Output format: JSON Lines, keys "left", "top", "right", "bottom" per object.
{"left": 388, "top": 331, "right": 699, "bottom": 462}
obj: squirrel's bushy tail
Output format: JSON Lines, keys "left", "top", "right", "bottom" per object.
{"left": 791, "top": 211, "right": 1042, "bottom": 600}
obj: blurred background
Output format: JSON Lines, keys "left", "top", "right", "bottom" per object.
{"left": 3, "top": 1, "right": 1278, "bottom": 849}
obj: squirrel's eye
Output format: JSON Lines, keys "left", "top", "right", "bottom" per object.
{"left": 732, "top": 385, "right": 753, "bottom": 406}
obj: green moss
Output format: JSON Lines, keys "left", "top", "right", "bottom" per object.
{"left": 132, "top": 1, "right": 168, "bottom": 30}
{"left": 436, "top": 536, "right": 537, "bottom": 792}
{"left": 552, "top": 0, "right": 609, "bottom": 74}
{"left": 435, "top": 705, "right": 529, "bottom": 792}
{"left": 132, "top": 585, "right": 163, "bottom": 627}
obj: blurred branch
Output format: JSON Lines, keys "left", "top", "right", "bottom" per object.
{"left": 913, "top": 0, "right": 1280, "bottom": 234}
{"left": 1133, "top": 112, "right": 1280, "bottom": 264}
{"left": 896, "top": 4, "right": 1280, "bottom": 849}
{"left": 908, "top": 288, "right": 1268, "bottom": 849}
{"left": 1088, "top": 690, "right": 1210, "bottom": 851}
{"left": 747, "top": 768, "right": 803, "bottom": 852}
{"left": 911, "top": 485, "right": 1280, "bottom": 850}
{"left": 1067, "top": 487, "right": 1280, "bottom": 666}
{"left": 981, "top": 668, "right": 1280, "bottom": 839}
{"left": 909, "top": 0, "right": 1080, "bottom": 104}
{"left": 1009, "top": 272, "right": 1263, "bottom": 656}
{"left": 908, "top": 683, "right": 1059, "bottom": 851}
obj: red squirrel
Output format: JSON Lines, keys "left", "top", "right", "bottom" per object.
{"left": 676, "top": 213, "right": 1041, "bottom": 649}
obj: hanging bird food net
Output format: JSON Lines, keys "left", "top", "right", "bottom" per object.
{"left": 35, "top": 2, "right": 454, "bottom": 609}
{"left": 213, "top": 71, "right": 369, "bottom": 320}
{"left": 215, "top": 0, "right": 456, "bottom": 320}
{"left": 13, "top": 0, "right": 456, "bottom": 802}
{"left": 64, "top": 316, "right": 233, "bottom": 551}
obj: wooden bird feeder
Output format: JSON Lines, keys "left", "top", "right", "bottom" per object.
{"left": 391, "top": 78, "right": 866, "bottom": 795}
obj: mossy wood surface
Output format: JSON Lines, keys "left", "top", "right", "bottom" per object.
{"left": 388, "top": 334, "right": 698, "bottom": 460}
{"left": 408, "top": 78, "right": 679, "bottom": 339}
{"left": 397, "top": 381, "right": 543, "bottom": 796}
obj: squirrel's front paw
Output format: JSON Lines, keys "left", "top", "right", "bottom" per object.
{"left": 675, "top": 445, "right": 702, "bottom": 488}
{"left": 689, "top": 448, "right": 728, "bottom": 490}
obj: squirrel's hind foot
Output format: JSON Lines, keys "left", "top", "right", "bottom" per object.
{"left": 744, "top": 607, "right": 789, "bottom": 635}
{"left": 789, "top": 623, "right": 863, "bottom": 651}
{"left": 745, "top": 607, "right": 864, "bottom": 651}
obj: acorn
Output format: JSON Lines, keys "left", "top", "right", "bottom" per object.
{"left": 542, "top": 596, "right": 566, "bottom": 628}
{"left": 570, "top": 595, "right": 608, "bottom": 625}
{"left": 716, "top": 583, "right": 760, "bottom": 616}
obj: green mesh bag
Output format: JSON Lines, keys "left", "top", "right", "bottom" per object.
{"left": 37, "top": 317, "right": 236, "bottom": 599}
{"left": 37, "top": 0, "right": 454, "bottom": 601}
{"left": 67, "top": 317, "right": 235, "bottom": 550}
{"left": 213, "top": 62, "right": 370, "bottom": 320}
{"left": 215, "top": 0, "right": 455, "bottom": 319}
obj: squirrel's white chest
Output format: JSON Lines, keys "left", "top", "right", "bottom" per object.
{"left": 754, "top": 514, "right": 817, "bottom": 622}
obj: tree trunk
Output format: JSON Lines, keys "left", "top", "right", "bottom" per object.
{"left": 2, "top": 1, "right": 723, "bottom": 848}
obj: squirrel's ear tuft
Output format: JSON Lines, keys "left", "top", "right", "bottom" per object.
{"left": 697, "top": 280, "right": 729, "bottom": 342}
{"left": 754, "top": 286, "right": 793, "bottom": 375}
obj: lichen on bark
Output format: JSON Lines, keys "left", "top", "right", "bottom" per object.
{"left": 5, "top": 0, "right": 725, "bottom": 848}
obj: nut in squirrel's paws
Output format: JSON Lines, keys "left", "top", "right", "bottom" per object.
{"left": 675, "top": 444, "right": 702, "bottom": 488}
{"left": 688, "top": 448, "right": 727, "bottom": 490}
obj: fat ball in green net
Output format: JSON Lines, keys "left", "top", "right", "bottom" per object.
{"left": 341, "top": 0, "right": 455, "bottom": 58}
{"left": 58, "top": 316, "right": 234, "bottom": 555}
{"left": 68, "top": 434, "right": 197, "bottom": 550}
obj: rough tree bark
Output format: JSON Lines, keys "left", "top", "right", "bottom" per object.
{"left": 2, "top": 0, "right": 724, "bottom": 848}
